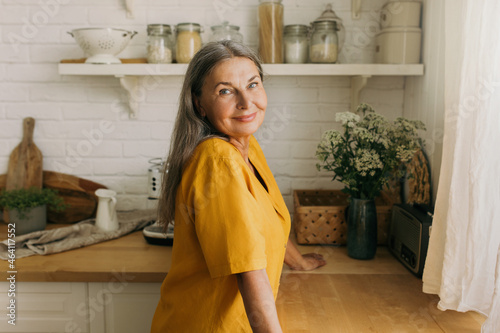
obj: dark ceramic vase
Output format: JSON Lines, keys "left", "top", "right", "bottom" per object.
{"left": 347, "top": 198, "right": 377, "bottom": 260}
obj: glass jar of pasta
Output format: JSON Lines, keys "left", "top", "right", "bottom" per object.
{"left": 175, "top": 23, "right": 202, "bottom": 64}
{"left": 258, "top": 0, "right": 284, "bottom": 63}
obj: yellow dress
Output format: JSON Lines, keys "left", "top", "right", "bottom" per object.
{"left": 151, "top": 136, "right": 291, "bottom": 332}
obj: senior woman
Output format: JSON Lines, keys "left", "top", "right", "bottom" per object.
{"left": 151, "top": 41, "right": 325, "bottom": 333}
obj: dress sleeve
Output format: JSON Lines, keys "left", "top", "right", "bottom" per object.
{"left": 186, "top": 155, "right": 267, "bottom": 279}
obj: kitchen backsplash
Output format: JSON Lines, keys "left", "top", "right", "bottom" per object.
{"left": 0, "top": 0, "right": 406, "bottom": 211}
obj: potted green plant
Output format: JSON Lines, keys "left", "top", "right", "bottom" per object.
{"left": 0, "top": 187, "right": 66, "bottom": 235}
{"left": 316, "top": 103, "right": 425, "bottom": 259}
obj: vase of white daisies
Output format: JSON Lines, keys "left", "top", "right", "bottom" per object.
{"left": 316, "top": 104, "right": 425, "bottom": 259}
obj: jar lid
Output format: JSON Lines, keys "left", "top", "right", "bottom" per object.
{"left": 147, "top": 24, "right": 172, "bottom": 35}
{"left": 176, "top": 22, "right": 202, "bottom": 32}
{"left": 211, "top": 21, "right": 240, "bottom": 32}
{"left": 284, "top": 24, "right": 309, "bottom": 35}
{"left": 312, "top": 20, "right": 338, "bottom": 31}
{"left": 312, "top": 3, "right": 344, "bottom": 31}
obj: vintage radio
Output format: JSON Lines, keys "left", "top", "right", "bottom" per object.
{"left": 388, "top": 204, "right": 433, "bottom": 277}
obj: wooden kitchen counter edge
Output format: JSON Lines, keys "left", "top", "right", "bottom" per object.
{"left": 0, "top": 223, "right": 172, "bottom": 283}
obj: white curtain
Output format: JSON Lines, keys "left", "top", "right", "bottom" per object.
{"left": 422, "top": 0, "right": 500, "bottom": 332}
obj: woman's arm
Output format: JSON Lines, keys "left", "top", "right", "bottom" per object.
{"left": 284, "top": 239, "right": 327, "bottom": 271}
{"left": 236, "top": 269, "right": 283, "bottom": 333}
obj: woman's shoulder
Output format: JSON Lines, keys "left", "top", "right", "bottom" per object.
{"left": 194, "top": 137, "right": 240, "bottom": 160}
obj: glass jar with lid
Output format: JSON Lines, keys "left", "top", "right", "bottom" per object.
{"left": 147, "top": 24, "right": 174, "bottom": 64}
{"left": 175, "top": 23, "right": 203, "bottom": 64}
{"left": 210, "top": 21, "right": 243, "bottom": 43}
{"left": 309, "top": 21, "right": 338, "bottom": 63}
{"left": 284, "top": 24, "right": 309, "bottom": 64}
{"left": 258, "top": 0, "right": 284, "bottom": 63}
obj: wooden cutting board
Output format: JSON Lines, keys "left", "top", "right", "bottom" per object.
{"left": 4, "top": 117, "right": 43, "bottom": 222}
{"left": 0, "top": 171, "right": 108, "bottom": 224}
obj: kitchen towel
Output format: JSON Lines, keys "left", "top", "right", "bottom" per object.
{"left": 0, "top": 209, "right": 156, "bottom": 260}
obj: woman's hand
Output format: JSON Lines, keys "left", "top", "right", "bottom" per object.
{"left": 284, "top": 239, "right": 327, "bottom": 271}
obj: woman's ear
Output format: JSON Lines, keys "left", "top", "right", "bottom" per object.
{"left": 193, "top": 96, "right": 205, "bottom": 117}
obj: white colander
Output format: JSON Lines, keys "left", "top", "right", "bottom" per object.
{"left": 68, "top": 28, "right": 137, "bottom": 64}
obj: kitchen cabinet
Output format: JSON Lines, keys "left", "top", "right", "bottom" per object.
{"left": 0, "top": 281, "right": 161, "bottom": 333}
{"left": 58, "top": 63, "right": 424, "bottom": 118}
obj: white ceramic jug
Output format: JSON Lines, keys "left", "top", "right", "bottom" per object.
{"left": 95, "top": 189, "right": 118, "bottom": 231}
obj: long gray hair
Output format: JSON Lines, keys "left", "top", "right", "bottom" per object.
{"left": 158, "top": 41, "right": 264, "bottom": 229}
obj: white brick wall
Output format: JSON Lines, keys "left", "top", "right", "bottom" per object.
{"left": 1, "top": 0, "right": 407, "bottom": 212}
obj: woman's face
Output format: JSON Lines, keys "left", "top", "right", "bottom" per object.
{"left": 196, "top": 57, "right": 267, "bottom": 142}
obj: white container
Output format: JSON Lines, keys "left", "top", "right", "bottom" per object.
{"left": 380, "top": 1, "right": 422, "bottom": 28}
{"left": 375, "top": 27, "right": 421, "bottom": 64}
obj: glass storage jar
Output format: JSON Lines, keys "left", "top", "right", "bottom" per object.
{"left": 147, "top": 24, "right": 174, "bottom": 64}
{"left": 284, "top": 24, "right": 309, "bottom": 64}
{"left": 258, "top": 0, "right": 284, "bottom": 63}
{"left": 175, "top": 23, "right": 202, "bottom": 64}
{"left": 210, "top": 21, "right": 243, "bottom": 43}
{"left": 309, "top": 21, "right": 338, "bottom": 63}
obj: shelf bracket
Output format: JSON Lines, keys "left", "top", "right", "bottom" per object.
{"left": 118, "top": 76, "right": 139, "bottom": 119}
{"left": 350, "top": 75, "right": 371, "bottom": 113}
{"left": 352, "top": 0, "right": 361, "bottom": 19}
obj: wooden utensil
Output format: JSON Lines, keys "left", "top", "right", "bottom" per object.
{"left": 1, "top": 171, "right": 108, "bottom": 224}
{"left": 6, "top": 117, "right": 43, "bottom": 191}
{"left": 3, "top": 117, "right": 43, "bottom": 222}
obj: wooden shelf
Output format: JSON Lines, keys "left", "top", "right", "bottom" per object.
{"left": 58, "top": 63, "right": 424, "bottom": 77}
{"left": 58, "top": 63, "right": 424, "bottom": 118}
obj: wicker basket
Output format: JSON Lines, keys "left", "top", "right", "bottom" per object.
{"left": 293, "top": 190, "right": 393, "bottom": 245}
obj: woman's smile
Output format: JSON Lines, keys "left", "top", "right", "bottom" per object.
{"left": 233, "top": 112, "right": 257, "bottom": 122}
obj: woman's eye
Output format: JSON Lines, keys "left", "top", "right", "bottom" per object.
{"left": 219, "top": 89, "right": 231, "bottom": 95}
{"left": 249, "top": 82, "right": 258, "bottom": 89}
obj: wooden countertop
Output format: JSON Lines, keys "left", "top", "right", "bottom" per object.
{"left": 0, "top": 223, "right": 172, "bottom": 283}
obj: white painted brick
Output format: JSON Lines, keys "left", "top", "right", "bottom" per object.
{"left": 291, "top": 141, "right": 319, "bottom": 159}
{"left": 145, "top": 86, "right": 182, "bottom": 103}
{"left": 137, "top": 104, "right": 178, "bottom": 122}
{"left": 105, "top": 122, "right": 153, "bottom": 140}
{"left": 275, "top": 177, "right": 291, "bottom": 195}
{"left": 45, "top": 157, "right": 93, "bottom": 176}
{"left": 0, "top": 84, "right": 29, "bottom": 102}
{"left": 151, "top": 122, "right": 174, "bottom": 140}
{"left": 30, "top": 45, "right": 83, "bottom": 63}
{"left": 146, "top": 7, "right": 206, "bottom": 27}
{"left": 0, "top": 65, "right": 5, "bottom": 82}
{"left": 360, "top": 88, "right": 405, "bottom": 107}
{"left": 0, "top": 141, "right": 9, "bottom": 156}
{"left": 89, "top": 6, "right": 147, "bottom": 25}
{"left": 6, "top": 103, "right": 62, "bottom": 120}
{"left": 5, "top": 64, "right": 61, "bottom": 82}
{"left": 269, "top": 159, "right": 317, "bottom": 177}
{"left": 36, "top": 139, "right": 66, "bottom": 157}
{"left": 0, "top": 45, "right": 30, "bottom": 63}
{"left": 0, "top": 120, "right": 22, "bottom": 139}
{"left": 2, "top": 25, "right": 61, "bottom": 44}
{"left": 91, "top": 176, "right": 126, "bottom": 193}
{"left": 265, "top": 86, "right": 318, "bottom": 104}
{"left": 66, "top": 140, "right": 122, "bottom": 158}
{"left": 367, "top": 76, "right": 405, "bottom": 90}
{"left": 122, "top": 141, "right": 169, "bottom": 158}
{"left": 124, "top": 177, "right": 149, "bottom": 194}
{"left": 273, "top": 123, "right": 322, "bottom": 141}
{"left": 298, "top": 76, "right": 349, "bottom": 88}
{"left": 61, "top": 103, "right": 121, "bottom": 121}
{"left": 264, "top": 76, "right": 298, "bottom": 87}
{"left": 318, "top": 87, "right": 350, "bottom": 103}
{"left": 87, "top": 86, "right": 123, "bottom": 103}
{"left": 93, "top": 158, "right": 149, "bottom": 176}
{"left": 30, "top": 84, "right": 87, "bottom": 102}
{"left": 260, "top": 141, "right": 291, "bottom": 159}
{"left": 291, "top": 177, "right": 344, "bottom": 191}
{"left": 0, "top": 6, "right": 30, "bottom": 24}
